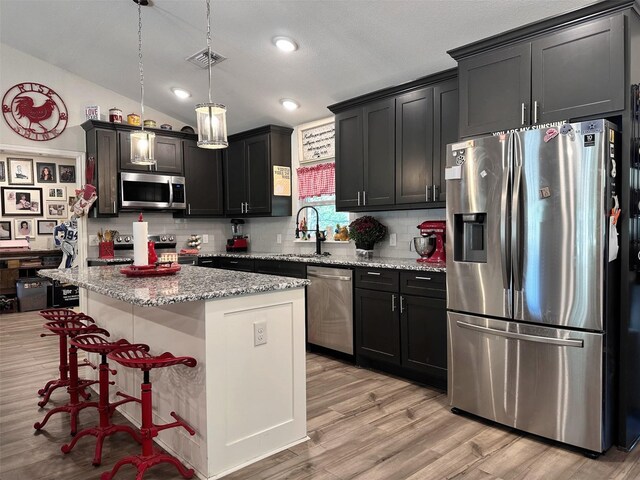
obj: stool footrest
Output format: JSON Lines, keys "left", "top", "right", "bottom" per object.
{"left": 154, "top": 412, "right": 196, "bottom": 436}
{"left": 115, "top": 391, "right": 141, "bottom": 404}
{"left": 110, "top": 392, "right": 140, "bottom": 411}
{"left": 78, "top": 359, "right": 98, "bottom": 370}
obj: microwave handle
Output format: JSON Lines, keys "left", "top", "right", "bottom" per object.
{"left": 168, "top": 179, "right": 174, "bottom": 207}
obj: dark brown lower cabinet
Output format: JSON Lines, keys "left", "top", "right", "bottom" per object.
{"left": 400, "top": 294, "right": 447, "bottom": 381}
{"left": 355, "top": 268, "right": 447, "bottom": 388}
{"left": 355, "top": 288, "right": 400, "bottom": 365}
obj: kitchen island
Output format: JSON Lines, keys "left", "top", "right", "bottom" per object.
{"left": 39, "top": 265, "right": 309, "bottom": 480}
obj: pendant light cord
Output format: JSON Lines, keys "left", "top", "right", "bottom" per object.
{"left": 138, "top": 0, "right": 145, "bottom": 130}
{"left": 207, "top": 0, "right": 212, "bottom": 104}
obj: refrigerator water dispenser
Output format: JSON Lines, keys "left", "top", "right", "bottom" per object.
{"left": 454, "top": 213, "right": 487, "bottom": 263}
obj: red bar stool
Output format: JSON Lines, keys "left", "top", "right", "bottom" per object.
{"left": 34, "top": 318, "right": 109, "bottom": 435}
{"left": 101, "top": 345, "right": 197, "bottom": 480}
{"left": 37, "top": 308, "right": 96, "bottom": 406}
{"left": 61, "top": 335, "right": 149, "bottom": 466}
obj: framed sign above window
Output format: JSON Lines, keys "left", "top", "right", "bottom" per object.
{"left": 298, "top": 119, "right": 335, "bottom": 164}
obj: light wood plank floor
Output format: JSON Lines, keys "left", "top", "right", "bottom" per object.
{"left": 1, "top": 311, "right": 640, "bottom": 479}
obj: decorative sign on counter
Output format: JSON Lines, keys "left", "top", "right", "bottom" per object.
{"left": 299, "top": 120, "right": 335, "bottom": 163}
{"left": 273, "top": 166, "right": 291, "bottom": 196}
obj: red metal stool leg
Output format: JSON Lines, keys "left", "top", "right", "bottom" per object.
{"left": 34, "top": 344, "right": 99, "bottom": 435}
{"left": 37, "top": 311, "right": 97, "bottom": 406}
{"left": 62, "top": 354, "right": 141, "bottom": 465}
{"left": 100, "top": 355, "right": 196, "bottom": 480}
{"left": 99, "top": 379, "right": 195, "bottom": 480}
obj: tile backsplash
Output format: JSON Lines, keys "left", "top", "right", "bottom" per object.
{"left": 88, "top": 208, "right": 445, "bottom": 259}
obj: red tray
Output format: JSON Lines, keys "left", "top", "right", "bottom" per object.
{"left": 120, "top": 264, "right": 181, "bottom": 277}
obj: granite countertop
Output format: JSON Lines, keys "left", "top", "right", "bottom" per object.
{"left": 86, "top": 252, "right": 446, "bottom": 272}
{"left": 198, "top": 252, "right": 447, "bottom": 272}
{"left": 39, "top": 265, "right": 309, "bottom": 307}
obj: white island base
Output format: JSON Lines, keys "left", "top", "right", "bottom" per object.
{"left": 85, "top": 287, "right": 307, "bottom": 479}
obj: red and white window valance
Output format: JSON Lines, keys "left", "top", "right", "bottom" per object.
{"left": 297, "top": 162, "right": 335, "bottom": 200}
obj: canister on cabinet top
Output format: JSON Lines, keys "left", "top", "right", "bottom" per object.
{"left": 108, "top": 108, "right": 122, "bottom": 123}
{"left": 143, "top": 119, "right": 156, "bottom": 128}
{"left": 127, "top": 113, "right": 140, "bottom": 126}
{"left": 160, "top": 124, "right": 172, "bottom": 130}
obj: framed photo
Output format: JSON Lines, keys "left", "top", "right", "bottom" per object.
{"left": 36, "top": 162, "right": 56, "bottom": 183}
{"left": 46, "top": 201, "right": 67, "bottom": 219}
{"left": 0, "top": 220, "right": 11, "bottom": 240}
{"left": 14, "top": 218, "right": 35, "bottom": 239}
{"left": 0, "top": 161, "right": 5, "bottom": 182}
{"left": 68, "top": 195, "right": 76, "bottom": 207}
{"left": 46, "top": 186, "right": 66, "bottom": 200}
{"left": 1, "top": 187, "right": 43, "bottom": 215}
{"left": 58, "top": 164, "right": 76, "bottom": 183}
{"left": 7, "top": 158, "right": 34, "bottom": 185}
{"left": 37, "top": 219, "right": 57, "bottom": 235}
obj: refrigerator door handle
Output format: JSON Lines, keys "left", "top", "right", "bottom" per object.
{"left": 512, "top": 135, "right": 523, "bottom": 292}
{"left": 500, "top": 138, "right": 512, "bottom": 292}
{"left": 456, "top": 321, "right": 584, "bottom": 348}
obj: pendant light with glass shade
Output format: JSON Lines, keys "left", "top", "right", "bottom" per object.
{"left": 195, "top": 0, "right": 228, "bottom": 149}
{"left": 130, "top": 0, "right": 155, "bottom": 165}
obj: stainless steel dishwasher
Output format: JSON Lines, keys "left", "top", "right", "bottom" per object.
{"left": 306, "top": 266, "right": 353, "bottom": 355}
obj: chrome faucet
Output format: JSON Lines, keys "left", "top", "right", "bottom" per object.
{"left": 295, "top": 206, "right": 326, "bottom": 255}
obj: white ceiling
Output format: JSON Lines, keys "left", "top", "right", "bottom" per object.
{"left": 0, "top": 0, "right": 596, "bottom": 135}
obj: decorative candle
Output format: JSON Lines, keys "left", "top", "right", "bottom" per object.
{"left": 133, "top": 213, "right": 148, "bottom": 266}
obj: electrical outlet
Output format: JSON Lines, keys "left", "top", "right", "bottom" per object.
{"left": 246, "top": 234, "right": 250, "bottom": 243}
{"left": 254, "top": 321, "right": 267, "bottom": 346}
{"left": 276, "top": 234, "right": 282, "bottom": 244}
{"left": 202, "top": 234, "right": 209, "bottom": 244}
{"left": 89, "top": 235, "right": 99, "bottom": 246}
{"left": 389, "top": 233, "right": 397, "bottom": 246}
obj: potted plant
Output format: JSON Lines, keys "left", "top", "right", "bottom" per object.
{"left": 348, "top": 215, "right": 387, "bottom": 258}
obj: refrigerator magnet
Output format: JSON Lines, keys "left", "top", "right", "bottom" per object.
{"left": 560, "top": 124, "right": 575, "bottom": 141}
{"left": 445, "top": 165, "right": 463, "bottom": 180}
{"left": 543, "top": 128, "right": 559, "bottom": 143}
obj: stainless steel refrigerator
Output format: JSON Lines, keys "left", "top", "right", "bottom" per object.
{"left": 446, "top": 119, "right": 619, "bottom": 454}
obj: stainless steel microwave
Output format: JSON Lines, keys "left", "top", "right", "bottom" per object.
{"left": 120, "top": 172, "right": 186, "bottom": 210}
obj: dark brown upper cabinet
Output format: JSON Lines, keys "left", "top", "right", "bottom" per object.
{"left": 177, "top": 140, "right": 224, "bottom": 217}
{"left": 119, "top": 132, "right": 184, "bottom": 175}
{"left": 223, "top": 125, "right": 293, "bottom": 217}
{"left": 329, "top": 69, "right": 458, "bottom": 212}
{"left": 82, "top": 120, "right": 197, "bottom": 217}
{"left": 455, "top": 14, "right": 624, "bottom": 138}
{"left": 85, "top": 127, "right": 118, "bottom": 216}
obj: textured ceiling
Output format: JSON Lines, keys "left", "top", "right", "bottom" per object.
{"left": 0, "top": 0, "right": 596, "bottom": 134}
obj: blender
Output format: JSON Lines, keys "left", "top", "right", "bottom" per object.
{"left": 226, "top": 219, "right": 248, "bottom": 252}
{"left": 413, "top": 221, "right": 446, "bottom": 263}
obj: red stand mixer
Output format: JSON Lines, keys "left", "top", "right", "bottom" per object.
{"left": 414, "top": 221, "right": 446, "bottom": 263}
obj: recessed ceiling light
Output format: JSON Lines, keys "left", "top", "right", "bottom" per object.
{"left": 171, "top": 87, "right": 191, "bottom": 99}
{"left": 280, "top": 99, "right": 299, "bottom": 111}
{"left": 273, "top": 36, "right": 298, "bottom": 53}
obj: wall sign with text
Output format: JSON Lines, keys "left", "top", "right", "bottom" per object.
{"left": 299, "top": 121, "right": 335, "bottom": 163}
{"left": 2, "top": 82, "right": 68, "bottom": 141}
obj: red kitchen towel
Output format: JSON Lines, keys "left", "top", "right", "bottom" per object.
{"left": 297, "top": 162, "right": 335, "bottom": 200}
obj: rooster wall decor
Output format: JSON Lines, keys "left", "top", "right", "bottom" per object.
{"left": 2, "top": 82, "right": 68, "bottom": 141}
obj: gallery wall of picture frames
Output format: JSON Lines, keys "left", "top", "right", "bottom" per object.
{"left": 0, "top": 154, "right": 77, "bottom": 243}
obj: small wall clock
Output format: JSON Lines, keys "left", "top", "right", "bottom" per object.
{"left": 2, "top": 82, "right": 68, "bottom": 141}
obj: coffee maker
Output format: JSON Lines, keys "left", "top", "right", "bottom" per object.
{"left": 226, "top": 219, "right": 248, "bottom": 252}
{"left": 413, "top": 221, "right": 446, "bottom": 263}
